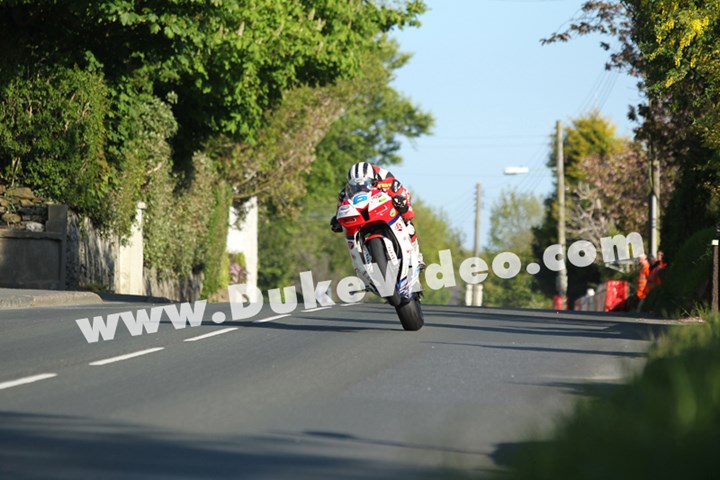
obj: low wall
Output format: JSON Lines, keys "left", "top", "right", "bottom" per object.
{"left": 2, "top": 184, "right": 254, "bottom": 302}
{"left": 0, "top": 204, "right": 68, "bottom": 289}
{"left": 65, "top": 207, "right": 203, "bottom": 302}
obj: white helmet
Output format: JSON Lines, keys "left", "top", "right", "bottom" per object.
{"left": 347, "top": 162, "right": 376, "bottom": 185}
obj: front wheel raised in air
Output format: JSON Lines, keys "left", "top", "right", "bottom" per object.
{"left": 395, "top": 298, "right": 424, "bottom": 331}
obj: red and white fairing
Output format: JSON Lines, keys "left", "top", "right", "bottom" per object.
{"left": 336, "top": 181, "right": 422, "bottom": 299}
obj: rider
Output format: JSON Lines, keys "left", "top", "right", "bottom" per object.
{"left": 331, "top": 162, "right": 423, "bottom": 265}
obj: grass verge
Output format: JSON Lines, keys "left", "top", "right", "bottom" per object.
{"left": 495, "top": 313, "right": 720, "bottom": 480}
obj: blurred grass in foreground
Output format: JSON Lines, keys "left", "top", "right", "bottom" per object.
{"left": 494, "top": 314, "right": 720, "bottom": 480}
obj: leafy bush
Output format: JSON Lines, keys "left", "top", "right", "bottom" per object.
{"left": 643, "top": 228, "right": 715, "bottom": 317}
{"left": 143, "top": 153, "right": 230, "bottom": 297}
{"left": 0, "top": 63, "right": 110, "bottom": 217}
{"left": 106, "top": 83, "right": 178, "bottom": 236}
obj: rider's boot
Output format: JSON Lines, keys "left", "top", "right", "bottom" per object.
{"left": 405, "top": 221, "right": 425, "bottom": 271}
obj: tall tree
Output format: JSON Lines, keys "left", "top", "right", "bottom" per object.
{"left": 532, "top": 113, "right": 624, "bottom": 306}
{"left": 541, "top": 0, "right": 720, "bottom": 262}
{"left": 257, "top": 40, "right": 436, "bottom": 297}
{"left": 483, "top": 188, "right": 547, "bottom": 308}
{"left": 488, "top": 189, "right": 543, "bottom": 253}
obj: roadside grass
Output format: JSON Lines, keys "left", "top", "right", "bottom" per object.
{"left": 494, "top": 313, "right": 720, "bottom": 480}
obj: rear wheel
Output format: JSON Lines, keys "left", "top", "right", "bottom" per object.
{"left": 367, "top": 237, "right": 402, "bottom": 307}
{"left": 395, "top": 297, "right": 424, "bottom": 331}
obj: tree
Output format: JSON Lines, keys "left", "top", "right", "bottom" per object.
{"left": 541, "top": 0, "right": 720, "bottom": 264}
{"left": 257, "top": 40, "right": 437, "bottom": 299}
{"left": 533, "top": 113, "right": 626, "bottom": 306}
{"left": 488, "top": 189, "right": 544, "bottom": 253}
{"left": 625, "top": 0, "right": 720, "bottom": 257}
{"left": 0, "top": 0, "right": 428, "bottom": 223}
{"left": 0, "top": 0, "right": 429, "bottom": 296}
{"left": 0, "top": 1, "right": 427, "bottom": 164}
{"left": 483, "top": 188, "right": 547, "bottom": 308}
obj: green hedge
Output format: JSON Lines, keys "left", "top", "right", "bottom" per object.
{"left": 0, "top": 64, "right": 111, "bottom": 217}
{"left": 143, "top": 153, "right": 230, "bottom": 296}
{"left": 0, "top": 61, "right": 230, "bottom": 297}
{"left": 644, "top": 228, "right": 715, "bottom": 317}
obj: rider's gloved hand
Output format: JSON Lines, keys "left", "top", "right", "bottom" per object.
{"left": 392, "top": 195, "right": 409, "bottom": 214}
{"left": 330, "top": 216, "right": 343, "bottom": 233}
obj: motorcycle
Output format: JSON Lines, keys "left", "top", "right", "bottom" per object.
{"left": 335, "top": 179, "right": 424, "bottom": 331}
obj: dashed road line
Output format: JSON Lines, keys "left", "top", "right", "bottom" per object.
{"left": 302, "top": 306, "right": 332, "bottom": 313}
{"left": 254, "top": 314, "right": 291, "bottom": 324}
{"left": 184, "top": 327, "right": 238, "bottom": 342}
{"left": 0, "top": 373, "right": 58, "bottom": 391}
{"left": 89, "top": 347, "right": 165, "bottom": 366}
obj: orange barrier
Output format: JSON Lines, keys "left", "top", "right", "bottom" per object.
{"left": 573, "top": 280, "right": 628, "bottom": 312}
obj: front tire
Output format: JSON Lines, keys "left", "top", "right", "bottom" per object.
{"left": 367, "top": 237, "right": 402, "bottom": 307}
{"left": 396, "top": 298, "right": 424, "bottom": 331}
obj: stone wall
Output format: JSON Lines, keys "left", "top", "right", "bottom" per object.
{"left": 1, "top": 184, "right": 252, "bottom": 302}
{"left": 0, "top": 186, "right": 48, "bottom": 232}
{"left": 65, "top": 208, "right": 203, "bottom": 302}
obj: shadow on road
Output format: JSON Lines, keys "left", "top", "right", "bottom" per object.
{"left": 428, "top": 342, "right": 646, "bottom": 359}
{"left": 421, "top": 306, "right": 667, "bottom": 341}
{"left": 0, "top": 411, "right": 460, "bottom": 480}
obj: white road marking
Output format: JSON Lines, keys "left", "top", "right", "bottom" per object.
{"left": 253, "top": 314, "right": 290, "bottom": 323}
{"left": 340, "top": 303, "right": 362, "bottom": 307}
{"left": 89, "top": 347, "right": 165, "bottom": 366}
{"left": 302, "top": 307, "right": 332, "bottom": 313}
{"left": 184, "top": 327, "right": 238, "bottom": 342}
{"left": 0, "top": 373, "right": 57, "bottom": 391}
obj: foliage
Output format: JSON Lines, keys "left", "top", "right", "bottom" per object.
{"left": 412, "top": 199, "right": 468, "bottom": 305}
{"left": 107, "top": 85, "right": 179, "bottom": 235}
{"left": 215, "top": 82, "right": 351, "bottom": 217}
{"left": 643, "top": 228, "right": 714, "bottom": 318}
{"left": 571, "top": 141, "right": 677, "bottom": 240}
{"left": 483, "top": 188, "right": 548, "bottom": 308}
{"left": 542, "top": 0, "right": 720, "bottom": 284}
{"left": 487, "top": 188, "right": 543, "bottom": 253}
{"left": 257, "top": 40, "right": 436, "bottom": 302}
{"left": 143, "top": 153, "right": 230, "bottom": 293}
{"left": 533, "top": 113, "right": 626, "bottom": 305}
{"left": 0, "top": 63, "right": 110, "bottom": 216}
{"left": 495, "top": 312, "right": 720, "bottom": 480}
{"left": 200, "top": 181, "right": 232, "bottom": 297}
{"left": 549, "top": 110, "right": 624, "bottom": 184}
{"left": 0, "top": 0, "right": 428, "bottom": 297}
{"left": 628, "top": 0, "right": 720, "bottom": 149}
{"left": 0, "top": 0, "right": 426, "bottom": 169}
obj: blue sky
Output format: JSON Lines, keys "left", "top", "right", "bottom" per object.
{"left": 390, "top": 0, "right": 642, "bottom": 251}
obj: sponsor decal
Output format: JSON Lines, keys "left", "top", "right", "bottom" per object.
{"left": 353, "top": 194, "right": 368, "bottom": 205}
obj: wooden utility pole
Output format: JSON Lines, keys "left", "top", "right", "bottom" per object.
{"left": 649, "top": 144, "right": 660, "bottom": 257}
{"left": 713, "top": 237, "right": 719, "bottom": 314}
{"left": 556, "top": 121, "right": 567, "bottom": 309}
{"left": 473, "top": 182, "right": 481, "bottom": 260}
{"left": 471, "top": 183, "right": 483, "bottom": 306}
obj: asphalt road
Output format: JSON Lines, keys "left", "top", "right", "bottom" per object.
{"left": 0, "top": 300, "right": 663, "bottom": 479}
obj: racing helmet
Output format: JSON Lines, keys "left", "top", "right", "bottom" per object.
{"left": 347, "top": 162, "right": 376, "bottom": 185}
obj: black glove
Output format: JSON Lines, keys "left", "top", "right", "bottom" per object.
{"left": 392, "top": 195, "right": 409, "bottom": 214}
{"left": 330, "top": 216, "right": 343, "bottom": 233}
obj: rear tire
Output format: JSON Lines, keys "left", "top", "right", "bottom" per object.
{"left": 367, "top": 237, "right": 402, "bottom": 307}
{"left": 395, "top": 298, "right": 424, "bottom": 331}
